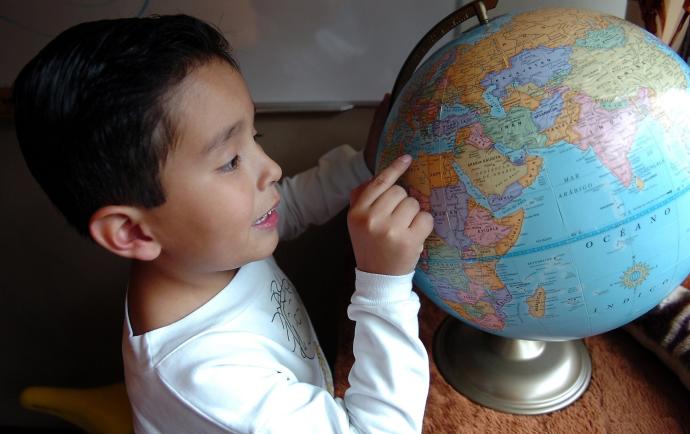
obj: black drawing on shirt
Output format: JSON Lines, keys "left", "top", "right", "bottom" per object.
{"left": 270, "top": 276, "right": 315, "bottom": 359}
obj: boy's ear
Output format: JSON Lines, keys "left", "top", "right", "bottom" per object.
{"left": 89, "top": 206, "right": 161, "bottom": 261}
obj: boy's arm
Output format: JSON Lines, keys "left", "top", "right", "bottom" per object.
{"left": 344, "top": 270, "right": 428, "bottom": 433}
{"left": 343, "top": 154, "right": 434, "bottom": 432}
{"left": 277, "top": 145, "right": 371, "bottom": 241}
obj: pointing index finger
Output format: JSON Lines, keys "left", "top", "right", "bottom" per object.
{"left": 358, "top": 154, "right": 412, "bottom": 207}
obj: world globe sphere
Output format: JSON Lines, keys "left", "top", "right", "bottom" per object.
{"left": 376, "top": 7, "right": 690, "bottom": 341}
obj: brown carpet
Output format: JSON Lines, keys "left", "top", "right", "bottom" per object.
{"left": 334, "top": 293, "right": 690, "bottom": 433}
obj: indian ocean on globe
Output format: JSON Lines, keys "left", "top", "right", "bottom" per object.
{"left": 376, "top": 7, "right": 690, "bottom": 342}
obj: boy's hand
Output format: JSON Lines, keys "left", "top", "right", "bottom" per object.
{"left": 363, "top": 94, "right": 391, "bottom": 174}
{"left": 348, "top": 154, "right": 434, "bottom": 276}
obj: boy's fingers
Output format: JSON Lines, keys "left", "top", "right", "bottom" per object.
{"left": 356, "top": 154, "right": 412, "bottom": 207}
{"left": 389, "top": 195, "right": 420, "bottom": 226}
{"left": 410, "top": 210, "right": 434, "bottom": 238}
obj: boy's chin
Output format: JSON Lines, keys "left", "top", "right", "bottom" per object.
{"left": 256, "top": 234, "right": 280, "bottom": 260}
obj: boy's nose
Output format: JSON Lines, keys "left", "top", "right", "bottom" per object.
{"left": 258, "top": 149, "right": 282, "bottom": 191}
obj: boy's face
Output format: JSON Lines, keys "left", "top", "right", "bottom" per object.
{"left": 144, "top": 59, "right": 282, "bottom": 275}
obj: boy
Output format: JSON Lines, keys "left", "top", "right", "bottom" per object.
{"left": 13, "top": 14, "right": 433, "bottom": 433}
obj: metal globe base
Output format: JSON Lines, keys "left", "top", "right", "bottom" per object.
{"left": 433, "top": 316, "right": 592, "bottom": 415}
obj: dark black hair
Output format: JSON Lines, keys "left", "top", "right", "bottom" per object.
{"left": 13, "top": 14, "right": 239, "bottom": 236}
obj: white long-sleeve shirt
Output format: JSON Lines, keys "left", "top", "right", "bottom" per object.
{"left": 123, "top": 145, "right": 430, "bottom": 433}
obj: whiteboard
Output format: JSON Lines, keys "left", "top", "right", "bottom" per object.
{"left": 0, "top": 0, "right": 459, "bottom": 106}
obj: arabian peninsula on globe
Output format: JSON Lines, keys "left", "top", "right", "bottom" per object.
{"left": 376, "top": 7, "right": 690, "bottom": 340}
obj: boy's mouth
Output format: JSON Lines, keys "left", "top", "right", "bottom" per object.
{"left": 253, "top": 203, "right": 280, "bottom": 227}
{"left": 254, "top": 208, "right": 275, "bottom": 225}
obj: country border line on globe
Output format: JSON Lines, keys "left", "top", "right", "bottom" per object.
{"left": 424, "top": 183, "right": 690, "bottom": 264}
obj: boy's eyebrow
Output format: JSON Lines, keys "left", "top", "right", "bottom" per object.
{"left": 201, "top": 104, "right": 256, "bottom": 155}
{"left": 202, "top": 121, "right": 241, "bottom": 155}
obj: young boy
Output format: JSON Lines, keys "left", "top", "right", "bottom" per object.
{"left": 13, "top": 14, "right": 433, "bottom": 433}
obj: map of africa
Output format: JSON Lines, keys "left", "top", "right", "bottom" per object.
{"left": 376, "top": 8, "right": 690, "bottom": 340}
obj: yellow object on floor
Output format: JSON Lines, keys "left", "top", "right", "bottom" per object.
{"left": 20, "top": 383, "right": 132, "bottom": 434}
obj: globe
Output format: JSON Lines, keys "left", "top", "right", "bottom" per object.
{"left": 376, "top": 6, "right": 690, "bottom": 345}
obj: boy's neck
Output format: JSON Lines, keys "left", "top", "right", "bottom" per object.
{"left": 127, "top": 260, "right": 237, "bottom": 336}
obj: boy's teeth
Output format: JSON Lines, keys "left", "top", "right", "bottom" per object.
{"left": 255, "top": 209, "right": 272, "bottom": 224}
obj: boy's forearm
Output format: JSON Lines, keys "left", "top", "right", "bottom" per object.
{"left": 343, "top": 270, "right": 429, "bottom": 434}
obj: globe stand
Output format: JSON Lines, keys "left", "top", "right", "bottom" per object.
{"left": 433, "top": 316, "right": 592, "bottom": 415}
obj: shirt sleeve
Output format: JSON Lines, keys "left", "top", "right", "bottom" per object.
{"left": 343, "top": 270, "right": 430, "bottom": 434}
{"left": 276, "top": 145, "right": 372, "bottom": 241}
{"left": 153, "top": 271, "right": 429, "bottom": 434}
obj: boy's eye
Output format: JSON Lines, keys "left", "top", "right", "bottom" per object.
{"left": 218, "top": 155, "right": 240, "bottom": 173}
{"left": 254, "top": 131, "right": 263, "bottom": 139}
